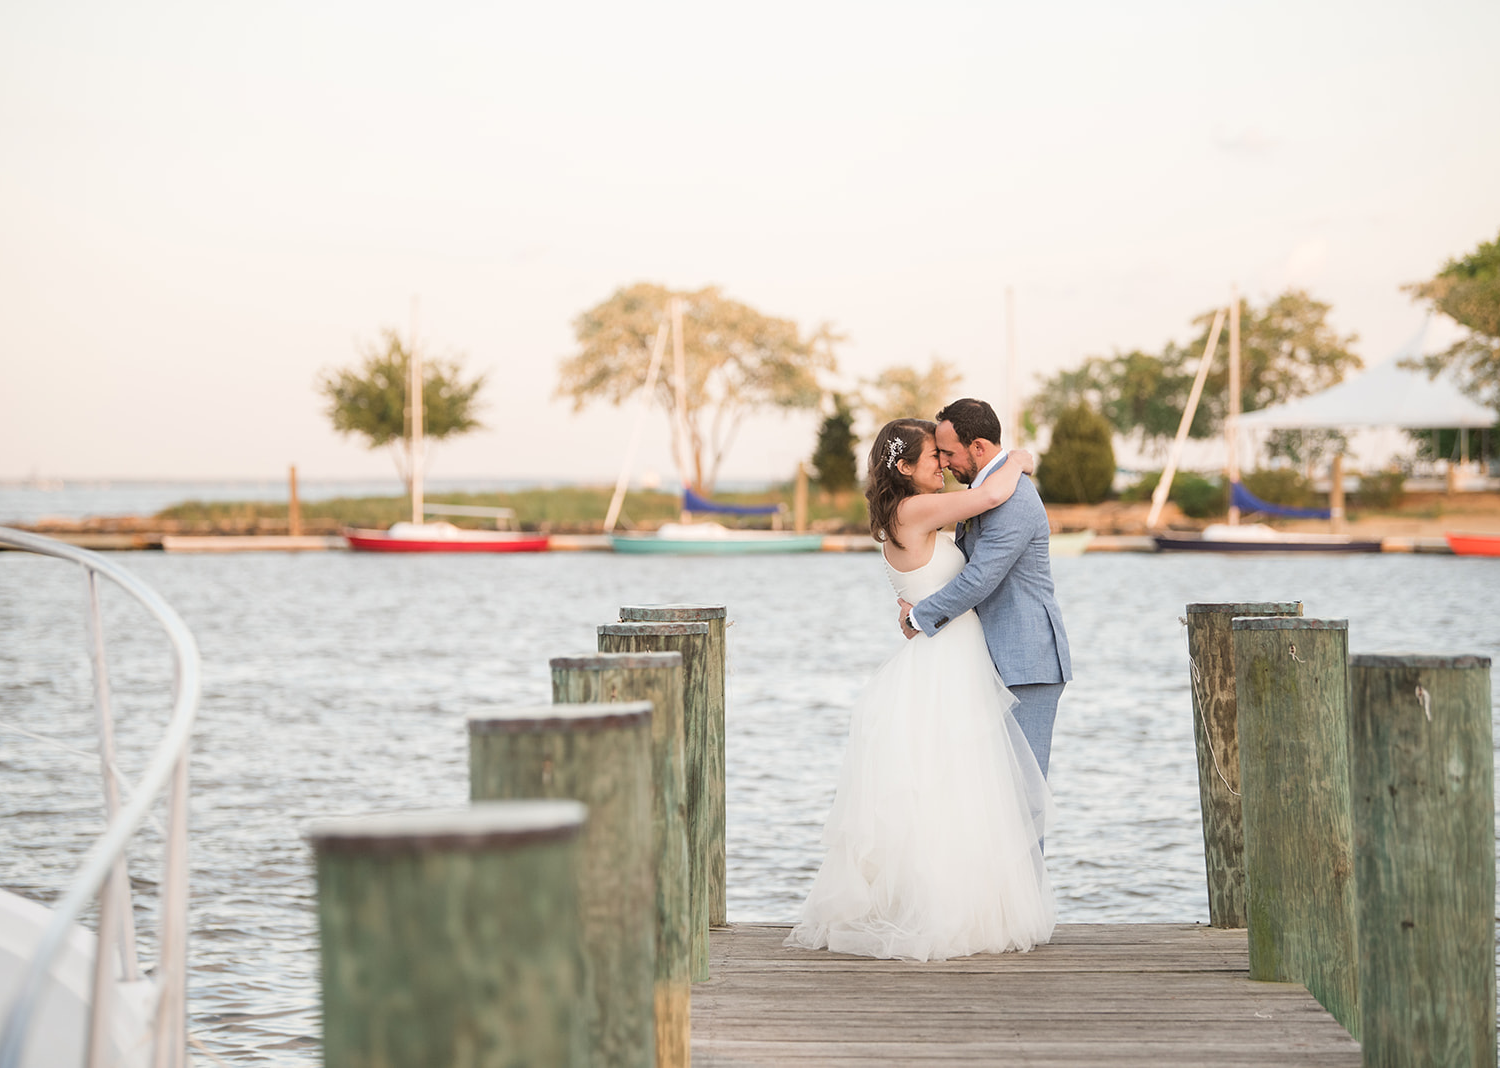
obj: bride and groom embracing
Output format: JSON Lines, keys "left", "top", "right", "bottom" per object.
{"left": 787, "top": 397, "right": 1073, "bottom": 962}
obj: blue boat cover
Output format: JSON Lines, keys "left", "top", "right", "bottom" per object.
{"left": 1230, "top": 480, "right": 1331, "bottom": 520}
{"left": 682, "top": 485, "right": 782, "bottom": 516}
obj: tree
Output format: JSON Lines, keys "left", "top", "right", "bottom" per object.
{"left": 318, "top": 328, "right": 486, "bottom": 493}
{"left": 1037, "top": 403, "right": 1115, "bottom": 504}
{"left": 1404, "top": 229, "right": 1500, "bottom": 412}
{"left": 1027, "top": 289, "right": 1362, "bottom": 460}
{"left": 809, "top": 393, "right": 858, "bottom": 494}
{"left": 557, "top": 283, "right": 837, "bottom": 493}
{"left": 859, "top": 356, "right": 963, "bottom": 428}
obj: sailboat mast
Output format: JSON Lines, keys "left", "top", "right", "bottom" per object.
{"left": 1005, "top": 286, "right": 1020, "bottom": 448}
{"left": 670, "top": 297, "right": 694, "bottom": 512}
{"left": 1226, "top": 285, "right": 1240, "bottom": 526}
{"left": 410, "top": 297, "right": 424, "bottom": 526}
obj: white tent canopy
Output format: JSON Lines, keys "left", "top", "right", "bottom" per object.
{"left": 1239, "top": 325, "right": 1495, "bottom": 430}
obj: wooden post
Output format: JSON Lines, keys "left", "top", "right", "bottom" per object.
{"left": 288, "top": 464, "right": 302, "bottom": 536}
{"left": 307, "top": 802, "right": 587, "bottom": 1068}
{"left": 1349, "top": 654, "right": 1495, "bottom": 1067}
{"left": 620, "top": 604, "right": 728, "bottom": 927}
{"left": 1329, "top": 454, "right": 1345, "bottom": 534}
{"left": 794, "top": 462, "right": 808, "bottom": 533}
{"left": 1233, "top": 617, "right": 1359, "bottom": 1037}
{"left": 1185, "top": 601, "right": 1303, "bottom": 928}
{"left": 599, "top": 622, "right": 712, "bottom": 982}
{"left": 552, "top": 652, "right": 690, "bottom": 1068}
{"left": 468, "top": 703, "right": 655, "bottom": 1067}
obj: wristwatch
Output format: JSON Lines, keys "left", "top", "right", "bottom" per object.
{"left": 904, "top": 608, "right": 919, "bottom": 632}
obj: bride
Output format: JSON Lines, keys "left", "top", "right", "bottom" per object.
{"left": 785, "top": 417, "right": 1056, "bottom": 961}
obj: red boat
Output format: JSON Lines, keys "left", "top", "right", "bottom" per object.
{"left": 344, "top": 522, "right": 549, "bottom": 553}
{"left": 1445, "top": 532, "right": 1500, "bottom": 557}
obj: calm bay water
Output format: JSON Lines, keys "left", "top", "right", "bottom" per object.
{"left": 2, "top": 539, "right": 1498, "bottom": 1064}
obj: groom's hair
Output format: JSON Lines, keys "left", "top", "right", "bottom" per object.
{"left": 935, "top": 398, "right": 1001, "bottom": 447}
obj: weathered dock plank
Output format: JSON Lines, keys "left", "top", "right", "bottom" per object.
{"left": 693, "top": 924, "right": 1361, "bottom": 1066}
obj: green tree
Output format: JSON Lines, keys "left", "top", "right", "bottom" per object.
{"left": 1037, "top": 403, "right": 1116, "bottom": 504}
{"left": 318, "top": 328, "right": 486, "bottom": 493}
{"left": 1404, "top": 229, "right": 1500, "bottom": 412}
{"left": 1028, "top": 289, "right": 1362, "bottom": 461}
{"left": 557, "top": 283, "right": 836, "bottom": 492}
{"left": 859, "top": 356, "right": 963, "bottom": 427}
{"left": 809, "top": 393, "right": 858, "bottom": 494}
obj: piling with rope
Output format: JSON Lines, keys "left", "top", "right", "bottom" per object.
{"left": 1184, "top": 601, "right": 1303, "bottom": 928}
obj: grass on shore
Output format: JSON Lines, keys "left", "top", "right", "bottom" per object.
{"left": 155, "top": 485, "right": 873, "bottom": 533}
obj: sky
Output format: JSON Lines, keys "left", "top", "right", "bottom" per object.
{"left": 2, "top": 0, "right": 1497, "bottom": 488}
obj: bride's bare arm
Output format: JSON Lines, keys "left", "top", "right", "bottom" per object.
{"left": 895, "top": 450, "right": 1034, "bottom": 537}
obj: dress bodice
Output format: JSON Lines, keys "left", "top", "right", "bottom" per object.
{"left": 883, "top": 533, "right": 965, "bottom": 602}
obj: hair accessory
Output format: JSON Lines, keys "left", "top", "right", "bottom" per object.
{"left": 885, "top": 436, "right": 907, "bottom": 469}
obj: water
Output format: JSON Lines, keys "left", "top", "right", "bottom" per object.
{"left": 2, "top": 545, "right": 1498, "bottom": 1064}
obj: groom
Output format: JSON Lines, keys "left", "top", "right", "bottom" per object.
{"left": 897, "top": 398, "right": 1072, "bottom": 777}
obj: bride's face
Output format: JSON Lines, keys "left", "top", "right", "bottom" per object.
{"left": 899, "top": 435, "right": 946, "bottom": 494}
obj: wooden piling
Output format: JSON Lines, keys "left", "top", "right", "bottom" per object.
{"left": 599, "top": 622, "right": 712, "bottom": 983}
{"left": 307, "top": 802, "right": 587, "bottom": 1068}
{"left": 1349, "top": 654, "right": 1496, "bottom": 1067}
{"left": 1185, "top": 601, "right": 1303, "bottom": 928}
{"left": 468, "top": 703, "right": 656, "bottom": 1067}
{"left": 1232, "top": 617, "right": 1359, "bottom": 1037}
{"left": 620, "top": 603, "right": 728, "bottom": 927}
{"left": 552, "top": 651, "right": 691, "bottom": 1068}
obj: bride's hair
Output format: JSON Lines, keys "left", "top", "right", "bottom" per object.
{"left": 865, "top": 418, "right": 936, "bottom": 551}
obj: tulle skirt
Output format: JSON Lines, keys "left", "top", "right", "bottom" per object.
{"left": 785, "top": 612, "right": 1056, "bottom": 961}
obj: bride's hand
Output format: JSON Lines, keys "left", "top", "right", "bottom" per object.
{"left": 1012, "top": 449, "right": 1035, "bottom": 475}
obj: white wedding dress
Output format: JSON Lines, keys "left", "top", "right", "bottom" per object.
{"left": 786, "top": 532, "right": 1056, "bottom": 960}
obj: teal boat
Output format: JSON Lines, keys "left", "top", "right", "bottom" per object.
{"left": 611, "top": 522, "right": 825, "bottom": 555}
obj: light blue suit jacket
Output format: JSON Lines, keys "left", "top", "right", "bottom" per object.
{"left": 912, "top": 463, "right": 1072, "bottom": 687}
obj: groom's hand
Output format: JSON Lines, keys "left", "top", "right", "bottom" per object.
{"left": 897, "top": 597, "right": 918, "bottom": 640}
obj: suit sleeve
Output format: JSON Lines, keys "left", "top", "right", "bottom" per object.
{"left": 912, "top": 479, "right": 1038, "bottom": 635}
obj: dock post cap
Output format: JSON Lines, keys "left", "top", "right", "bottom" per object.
{"left": 549, "top": 650, "right": 683, "bottom": 671}
{"left": 1187, "top": 601, "right": 1303, "bottom": 614}
{"left": 467, "top": 701, "right": 653, "bottom": 734}
{"left": 598, "top": 621, "right": 711, "bottom": 638}
{"left": 304, "top": 800, "right": 586, "bottom": 854}
{"left": 468, "top": 702, "right": 651, "bottom": 735}
{"left": 619, "top": 604, "right": 727, "bottom": 620}
{"left": 1231, "top": 617, "right": 1348, "bottom": 632}
{"left": 1350, "top": 653, "right": 1492, "bottom": 670}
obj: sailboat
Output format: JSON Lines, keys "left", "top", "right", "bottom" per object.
{"left": 1148, "top": 289, "right": 1382, "bottom": 553}
{"left": 343, "top": 309, "right": 549, "bottom": 553}
{"left": 603, "top": 298, "right": 824, "bottom": 555}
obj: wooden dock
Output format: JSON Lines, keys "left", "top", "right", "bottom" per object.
{"left": 692, "top": 923, "right": 1361, "bottom": 1066}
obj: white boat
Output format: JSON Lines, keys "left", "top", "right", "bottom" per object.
{"left": 1048, "top": 530, "right": 1096, "bottom": 557}
{"left": 610, "top": 520, "right": 823, "bottom": 555}
{"left": 0, "top": 527, "right": 194, "bottom": 1068}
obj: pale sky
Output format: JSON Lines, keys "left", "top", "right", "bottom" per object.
{"left": 3, "top": 1, "right": 1497, "bottom": 487}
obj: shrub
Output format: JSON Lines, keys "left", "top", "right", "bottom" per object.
{"left": 1120, "top": 470, "right": 1160, "bottom": 503}
{"left": 1355, "top": 470, "right": 1406, "bottom": 509}
{"left": 1037, "top": 404, "right": 1116, "bottom": 504}
{"left": 1171, "top": 472, "right": 1227, "bottom": 519}
{"left": 1119, "top": 469, "right": 1227, "bottom": 518}
{"left": 1241, "top": 468, "right": 1318, "bottom": 509}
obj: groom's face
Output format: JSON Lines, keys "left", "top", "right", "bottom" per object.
{"left": 935, "top": 421, "right": 979, "bottom": 485}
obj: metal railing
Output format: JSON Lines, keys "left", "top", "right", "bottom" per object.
{"left": 0, "top": 527, "right": 196, "bottom": 1068}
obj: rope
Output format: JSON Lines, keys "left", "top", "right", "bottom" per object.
{"left": 1182, "top": 620, "right": 1241, "bottom": 798}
